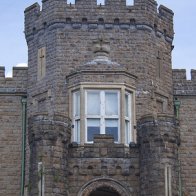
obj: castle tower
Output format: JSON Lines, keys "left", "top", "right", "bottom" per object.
{"left": 24, "top": 0, "right": 179, "bottom": 195}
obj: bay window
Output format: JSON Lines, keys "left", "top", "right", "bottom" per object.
{"left": 72, "top": 85, "right": 135, "bottom": 145}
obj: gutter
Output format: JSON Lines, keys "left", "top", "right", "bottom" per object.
{"left": 20, "top": 97, "right": 27, "bottom": 196}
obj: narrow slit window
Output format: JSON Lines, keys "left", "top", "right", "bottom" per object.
{"left": 156, "top": 50, "right": 162, "bottom": 78}
{"left": 165, "top": 165, "right": 172, "bottom": 196}
{"left": 38, "top": 162, "right": 44, "bottom": 196}
{"left": 37, "top": 47, "right": 46, "bottom": 80}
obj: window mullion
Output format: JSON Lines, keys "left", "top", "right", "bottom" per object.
{"left": 73, "top": 88, "right": 134, "bottom": 144}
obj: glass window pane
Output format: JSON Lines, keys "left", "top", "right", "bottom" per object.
{"left": 75, "top": 120, "right": 80, "bottom": 143}
{"left": 125, "top": 94, "right": 129, "bottom": 117}
{"left": 87, "top": 119, "right": 100, "bottom": 142}
{"left": 105, "top": 119, "right": 118, "bottom": 142}
{"left": 125, "top": 120, "right": 130, "bottom": 144}
{"left": 105, "top": 92, "right": 118, "bottom": 115}
{"left": 87, "top": 92, "right": 100, "bottom": 115}
{"left": 74, "top": 92, "right": 80, "bottom": 116}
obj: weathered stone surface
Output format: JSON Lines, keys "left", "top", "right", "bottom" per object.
{"left": 0, "top": 0, "right": 195, "bottom": 196}
{"left": 68, "top": 135, "right": 139, "bottom": 196}
{"left": 173, "top": 69, "right": 196, "bottom": 196}
{"left": 137, "top": 115, "right": 179, "bottom": 196}
{"left": 0, "top": 67, "right": 27, "bottom": 196}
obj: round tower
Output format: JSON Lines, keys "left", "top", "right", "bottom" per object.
{"left": 137, "top": 115, "right": 179, "bottom": 195}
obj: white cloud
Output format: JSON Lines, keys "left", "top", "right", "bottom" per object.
{"left": 15, "top": 63, "right": 28, "bottom": 67}
{"left": 4, "top": 63, "right": 28, "bottom": 78}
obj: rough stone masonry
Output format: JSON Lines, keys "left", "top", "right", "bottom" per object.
{"left": 0, "top": 0, "right": 195, "bottom": 195}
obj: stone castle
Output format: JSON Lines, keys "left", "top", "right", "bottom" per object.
{"left": 0, "top": 0, "right": 195, "bottom": 195}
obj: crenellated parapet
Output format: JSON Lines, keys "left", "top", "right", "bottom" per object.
{"left": 24, "top": 0, "right": 174, "bottom": 43}
{"left": 68, "top": 134, "right": 139, "bottom": 195}
{"left": 28, "top": 113, "right": 71, "bottom": 196}
{"left": 0, "top": 66, "right": 28, "bottom": 95}
{"left": 173, "top": 69, "right": 196, "bottom": 96}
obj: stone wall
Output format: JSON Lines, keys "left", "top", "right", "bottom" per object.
{"left": 137, "top": 114, "right": 179, "bottom": 196}
{"left": 1, "top": 1, "right": 196, "bottom": 196}
{"left": 68, "top": 135, "right": 139, "bottom": 196}
{"left": 28, "top": 114, "right": 70, "bottom": 196}
{"left": 0, "top": 67, "right": 27, "bottom": 195}
{"left": 24, "top": 0, "right": 174, "bottom": 120}
{"left": 173, "top": 69, "right": 196, "bottom": 196}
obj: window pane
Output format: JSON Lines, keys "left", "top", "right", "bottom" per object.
{"left": 105, "top": 119, "right": 118, "bottom": 142}
{"left": 74, "top": 92, "right": 80, "bottom": 116}
{"left": 105, "top": 92, "right": 118, "bottom": 115}
{"left": 87, "top": 119, "right": 100, "bottom": 142}
{"left": 87, "top": 92, "right": 100, "bottom": 115}
{"left": 125, "top": 120, "right": 130, "bottom": 144}
{"left": 125, "top": 93, "right": 129, "bottom": 117}
{"left": 75, "top": 120, "right": 80, "bottom": 143}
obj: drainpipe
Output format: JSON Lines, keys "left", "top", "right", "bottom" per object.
{"left": 174, "top": 98, "right": 182, "bottom": 196}
{"left": 174, "top": 99, "right": 180, "bottom": 119}
{"left": 178, "top": 157, "right": 182, "bottom": 196}
{"left": 21, "top": 97, "right": 27, "bottom": 196}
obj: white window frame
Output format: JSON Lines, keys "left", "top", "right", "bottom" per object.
{"left": 85, "top": 90, "right": 120, "bottom": 143}
{"left": 125, "top": 91, "right": 132, "bottom": 145}
{"left": 71, "top": 84, "right": 135, "bottom": 145}
{"left": 73, "top": 91, "right": 80, "bottom": 143}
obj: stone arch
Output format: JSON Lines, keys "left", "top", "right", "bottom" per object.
{"left": 77, "top": 178, "right": 131, "bottom": 196}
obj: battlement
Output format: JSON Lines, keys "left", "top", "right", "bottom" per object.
{"left": 0, "top": 66, "right": 28, "bottom": 94}
{"left": 24, "top": 0, "right": 174, "bottom": 42}
{"left": 158, "top": 5, "right": 174, "bottom": 19}
{"left": 173, "top": 69, "right": 196, "bottom": 82}
{"left": 173, "top": 69, "right": 196, "bottom": 96}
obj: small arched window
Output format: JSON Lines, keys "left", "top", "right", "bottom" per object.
{"left": 66, "top": 17, "right": 72, "bottom": 23}
{"left": 82, "top": 18, "right": 88, "bottom": 23}
{"left": 98, "top": 18, "right": 104, "bottom": 24}
{"left": 130, "top": 18, "right": 136, "bottom": 25}
{"left": 114, "top": 18, "right": 120, "bottom": 24}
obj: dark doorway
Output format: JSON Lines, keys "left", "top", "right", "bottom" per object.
{"left": 89, "top": 186, "right": 120, "bottom": 196}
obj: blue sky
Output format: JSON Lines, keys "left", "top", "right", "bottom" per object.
{"left": 0, "top": 0, "right": 195, "bottom": 78}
